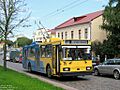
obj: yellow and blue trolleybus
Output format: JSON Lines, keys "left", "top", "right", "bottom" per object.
{"left": 22, "top": 38, "right": 93, "bottom": 78}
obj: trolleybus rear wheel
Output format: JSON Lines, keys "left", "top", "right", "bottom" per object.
{"left": 28, "top": 63, "right": 32, "bottom": 72}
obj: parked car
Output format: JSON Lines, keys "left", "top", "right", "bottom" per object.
{"left": 0, "top": 51, "right": 4, "bottom": 55}
{"left": 15, "top": 56, "right": 19, "bottom": 62}
{"left": 94, "top": 58, "right": 120, "bottom": 79}
{"left": 6, "top": 52, "right": 10, "bottom": 61}
{"left": 10, "top": 50, "right": 20, "bottom": 62}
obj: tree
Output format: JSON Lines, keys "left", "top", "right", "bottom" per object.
{"left": 101, "top": 0, "right": 120, "bottom": 57}
{"left": 0, "top": 0, "right": 29, "bottom": 70}
{"left": 16, "top": 37, "right": 32, "bottom": 47}
{"left": 6, "top": 39, "right": 14, "bottom": 47}
{"left": 92, "top": 41, "right": 102, "bottom": 56}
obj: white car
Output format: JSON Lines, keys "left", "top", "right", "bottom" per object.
{"left": 6, "top": 52, "right": 10, "bottom": 61}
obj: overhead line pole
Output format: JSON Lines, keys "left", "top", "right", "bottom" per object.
{"left": 35, "top": 21, "right": 46, "bottom": 40}
{"left": 39, "top": 21, "right": 50, "bottom": 39}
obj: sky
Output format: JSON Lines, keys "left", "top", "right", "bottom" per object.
{"left": 13, "top": 0, "right": 109, "bottom": 40}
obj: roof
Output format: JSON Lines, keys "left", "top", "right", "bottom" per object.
{"left": 48, "top": 29, "right": 56, "bottom": 34}
{"left": 55, "top": 10, "right": 103, "bottom": 29}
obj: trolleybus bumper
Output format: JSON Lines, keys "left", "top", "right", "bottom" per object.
{"left": 60, "top": 71, "right": 92, "bottom": 76}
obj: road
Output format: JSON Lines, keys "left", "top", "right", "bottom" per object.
{"left": 0, "top": 55, "right": 120, "bottom": 90}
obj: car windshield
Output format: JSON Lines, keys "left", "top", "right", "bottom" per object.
{"left": 62, "top": 47, "right": 91, "bottom": 60}
{"left": 115, "top": 60, "right": 120, "bottom": 65}
{"left": 102, "top": 59, "right": 120, "bottom": 65}
{"left": 102, "top": 61, "right": 108, "bottom": 65}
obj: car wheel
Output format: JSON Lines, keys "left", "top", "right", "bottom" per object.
{"left": 94, "top": 69, "right": 100, "bottom": 76}
{"left": 113, "top": 70, "right": 120, "bottom": 80}
{"left": 47, "top": 65, "right": 52, "bottom": 78}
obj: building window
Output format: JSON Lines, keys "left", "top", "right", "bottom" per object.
{"left": 58, "top": 33, "right": 60, "bottom": 37}
{"left": 79, "top": 30, "right": 81, "bottom": 39}
{"left": 85, "top": 28, "right": 88, "bottom": 39}
{"left": 65, "top": 32, "right": 67, "bottom": 39}
{"left": 71, "top": 31, "right": 74, "bottom": 39}
{"left": 61, "top": 32, "right": 63, "bottom": 39}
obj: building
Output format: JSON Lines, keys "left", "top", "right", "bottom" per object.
{"left": 33, "top": 28, "right": 48, "bottom": 43}
{"left": 33, "top": 28, "right": 56, "bottom": 43}
{"left": 54, "top": 10, "right": 107, "bottom": 42}
{"left": 48, "top": 29, "right": 56, "bottom": 38}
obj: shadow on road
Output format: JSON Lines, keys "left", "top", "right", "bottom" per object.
{"left": 24, "top": 71, "right": 90, "bottom": 82}
{"left": 55, "top": 76, "right": 90, "bottom": 81}
{"left": 93, "top": 74, "right": 116, "bottom": 80}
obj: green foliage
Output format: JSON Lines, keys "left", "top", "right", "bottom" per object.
{"left": 92, "top": 41, "right": 102, "bottom": 55}
{"left": 0, "top": 0, "right": 30, "bottom": 70}
{"left": 16, "top": 37, "right": 32, "bottom": 47}
{"left": 101, "top": 0, "right": 120, "bottom": 57}
{"left": 6, "top": 40, "right": 14, "bottom": 47}
{"left": 102, "top": 0, "right": 120, "bottom": 34}
{"left": 0, "top": 66, "right": 64, "bottom": 90}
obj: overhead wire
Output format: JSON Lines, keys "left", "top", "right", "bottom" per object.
{"left": 49, "top": 0, "right": 89, "bottom": 18}
{"left": 37, "top": 0, "right": 89, "bottom": 30}
{"left": 41, "top": 0, "right": 81, "bottom": 18}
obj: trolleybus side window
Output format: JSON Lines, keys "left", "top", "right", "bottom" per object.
{"left": 45, "top": 45, "right": 52, "bottom": 58}
{"left": 41, "top": 45, "right": 52, "bottom": 58}
{"left": 41, "top": 46, "right": 45, "bottom": 57}
{"left": 23, "top": 48, "right": 28, "bottom": 59}
{"left": 28, "top": 47, "right": 35, "bottom": 57}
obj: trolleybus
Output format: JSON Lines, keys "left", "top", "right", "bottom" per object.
{"left": 22, "top": 38, "right": 93, "bottom": 78}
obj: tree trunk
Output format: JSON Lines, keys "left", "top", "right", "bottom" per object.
{"left": 3, "top": 34, "right": 7, "bottom": 70}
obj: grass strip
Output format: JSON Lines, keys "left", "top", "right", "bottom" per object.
{"left": 0, "top": 66, "right": 64, "bottom": 90}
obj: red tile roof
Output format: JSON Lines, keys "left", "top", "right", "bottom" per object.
{"left": 55, "top": 10, "right": 103, "bottom": 29}
{"left": 48, "top": 29, "right": 56, "bottom": 34}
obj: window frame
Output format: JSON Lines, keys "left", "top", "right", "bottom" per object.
{"left": 61, "top": 32, "right": 63, "bottom": 39}
{"left": 71, "top": 31, "right": 74, "bottom": 39}
{"left": 79, "top": 30, "right": 81, "bottom": 39}
{"left": 85, "top": 28, "right": 88, "bottom": 39}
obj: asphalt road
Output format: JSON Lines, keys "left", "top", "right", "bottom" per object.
{"left": 0, "top": 55, "right": 120, "bottom": 90}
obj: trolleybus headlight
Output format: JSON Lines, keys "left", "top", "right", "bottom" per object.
{"left": 63, "top": 68, "right": 70, "bottom": 71}
{"left": 86, "top": 67, "right": 91, "bottom": 70}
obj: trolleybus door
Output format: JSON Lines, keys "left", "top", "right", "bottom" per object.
{"left": 56, "top": 45, "right": 60, "bottom": 74}
{"left": 35, "top": 48, "right": 40, "bottom": 71}
{"left": 23, "top": 48, "right": 27, "bottom": 68}
{"left": 52, "top": 45, "right": 60, "bottom": 74}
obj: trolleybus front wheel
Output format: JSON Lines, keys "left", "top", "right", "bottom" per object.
{"left": 47, "top": 65, "right": 52, "bottom": 78}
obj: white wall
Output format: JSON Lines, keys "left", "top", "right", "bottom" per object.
{"left": 56, "top": 23, "right": 91, "bottom": 40}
